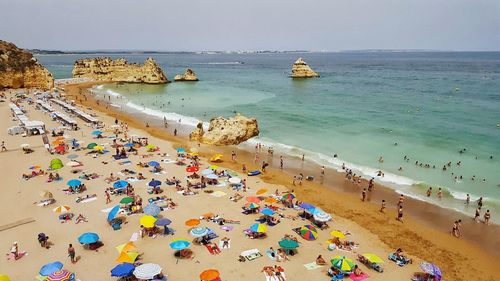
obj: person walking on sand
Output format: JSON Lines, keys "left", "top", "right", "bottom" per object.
{"left": 1, "top": 141, "right": 6, "bottom": 152}
{"left": 397, "top": 194, "right": 404, "bottom": 208}
{"left": 484, "top": 210, "right": 491, "bottom": 224}
{"left": 231, "top": 151, "right": 237, "bottom": 161}
{"left": 321, "top": 166, "right": 325, "bottom": 177}
{"left": 452, "top": 220, "right": 459, "bottom": 238}
{"left": 380, "top": 200, "right": 386, "bottom": 213}
{"left": 474, "top": 207, "right": 481, "bottom": 222}
{"left": 68, "top": 244, "right": 76, "bottom": 263}
{"left": 105, "top": 190, "right": 111, "bottom": 204}
{"left": 397, "top": 206, "right": 404, "bottom": 222}
{"left": 361, "top": 188, "right": 367, "bottom": 202}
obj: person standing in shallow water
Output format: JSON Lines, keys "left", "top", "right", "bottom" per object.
{"left": 380, "top": 200, "right": 386, "bottom": 213}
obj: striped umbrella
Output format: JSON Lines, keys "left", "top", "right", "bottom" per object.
{"left": 133, "top": 263, "right": 162, "bottom": 280}
{"left": 249, "top": 223, "right": 267, "bottom": 233}
{"left": 246, "top": 196, "right": 260, "bottom": 203}
{"left": 331, "top": 256, "right": 355, "bottom": 271}
{"left": 47, "top": 270, "right": 73, "bottom": 281}
{"left": 244, "top": 202, "right": 260, "bottom": 209}
{"left": 39, "top": 261, "right": 64, "bottom": 276}
{"left": 52, "top": 205, "right": 70, "bottom": 213}
{"left": 420, "top": 262, "right": 442, "bottom": 279}
{"left": 170, "top": 239, "right": 190, "bottom": 250}
{"left": 313, "top": 211, "right": 332, "bottom": 222}
{"left": 362, "top": 253, "right": 384, "bottom": 264}
{"left": 143, "top": 203, "right": 161, "bottom": 216}
{"left": 281, "top": 192, "right": 295, "bottom": 201}
{"left": 299, "top": 225, "right": 318, "bottom": 241}
{"left": 190, "top": 227, "right": 210, "bottom": 237}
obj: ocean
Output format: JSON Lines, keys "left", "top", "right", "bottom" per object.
{"left": 37, "top": 52, "right": 500, "bottom": 223}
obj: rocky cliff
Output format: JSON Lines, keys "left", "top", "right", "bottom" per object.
{"left": 72, "top": 57, "right": 168, "bottom": 83}
{"left": 189, "top": 114, "right": 259, "bottom": 145}
{"left": 290, "top": 58, "right": 319, "bottom": 78}
{"left": 174, "top": 68, "right": 198, "bottom": 81}
{"left": 0, "top": 40, "right": 54, "bottom": 90}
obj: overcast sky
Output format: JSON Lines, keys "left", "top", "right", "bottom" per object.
{"left": 1, "top": 0, "right": 499, "bottom": 51}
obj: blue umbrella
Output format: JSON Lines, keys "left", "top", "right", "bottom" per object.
{"left": 91, "top": 130, "right": 103, "bottom": 136}
{"left": 67, "top": 179, "right": 81, "bottom": 187}
{"left": 169, "top": 239, "right": 190, "bottom": 250}
{"left": 107, "top": 205, "right": 120, "bottom": 222}
{"left": 78, "top": 232, "right": 100, "bottom": 244}
{"left": 111, "top": 263, "right": 135, "bottom": 277}
{"left": 148, "top": 180, "right": 162, "bottom": 187}
{"left": 420, "top": 262, "right": 442, "bottom": 280}
{"left": 299, "top": 202, "right": 315, "bottom": 210}
{"left": 143, "top": 203, "right": 161, "bottom": 216}
{"left": 113, "top": 180, "right": 129, "bottom": 189}
{"left": 123, "top": 143, "right": 134, "bottom": 148}
{"left": 39, "top": 261, "right": 63, "bottom": 276}
{"left": 176, "top": 148, "right": 185, "bottom": 153}
{"left": 260, "top": 208, "right": 275, "bottom": 216}
{"left": 147, "top": 161, "right": 160, "bottom": 167}
{"left": 155, "top": 218, "right": 172, "bottom": 226}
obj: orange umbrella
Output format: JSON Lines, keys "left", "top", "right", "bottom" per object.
{"left": 115, "top": 251, "right": 139, "bottom": 263}
{"left": 264, "top": 197, "right": 278, "bottom": 204}
{"left": 200, "top": 269, "right": 220, "bottom": 281}
{"left": 185, "top": 219, "right": 200, "bottom": 227}
{"left": 52, "top": 139, "right": 64, "bottom": 145}
{"left": 256, "top": 189, "right": 268, "bottom": 195}
{"left": 202, "top": 212, "right": 214, "bottom": 219}
{"left": 246, "top": 196, "right": 260, "bottom": 203}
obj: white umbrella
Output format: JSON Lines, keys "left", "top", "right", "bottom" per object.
{"left": 228, "top": 177, "right": 241, "bottom": 184}
{"left": 133, "top": 263, "right": 162, "bottom": 279}
{"left": 201, "top": 169, "right": 214, "bottom": 175}
{"left": 20, "top": 143, "right": 30, "bottom": 148}
{"left": 313, "top": 211, "right": 332, "bottom": 222}
{"left": 206, "top": 174, "right": 218, "bottom": 180}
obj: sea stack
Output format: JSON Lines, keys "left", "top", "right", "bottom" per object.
{"left": 72, "top": 57, "right": 169, "bottom": 83}
{"left": 290, "top": 58, "right": 319, "bottom": 78}
{"left": 189, "top": 114, "right": 259, "bottom": 145}
{"left": 0, "top": 40, "right": 54, "bottom": 90}
{"left": 174, "top": 68, "right": 198, "bottom": 81}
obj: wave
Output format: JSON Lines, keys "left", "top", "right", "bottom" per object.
{"left": 125, "top": 101, "right": 206, "bottom": 128}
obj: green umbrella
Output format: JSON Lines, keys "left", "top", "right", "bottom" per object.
{"left": 120, "top": 197, "right": 134, "bottom": 204}
{"left": 87, "top": 143, "right": 98, "bottom": 149}
{"left": 49, "top": 158, "right": 64, "bottom": 170}
{"left": 331, "top": 256, "right": 355, "bottom": 271}
{"left": 278, "top": 239, "right": 299, "bottom": 249}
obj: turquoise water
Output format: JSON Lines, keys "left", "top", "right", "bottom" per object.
{"left": 38, "top": 52, "right": 500, "bottom": 222}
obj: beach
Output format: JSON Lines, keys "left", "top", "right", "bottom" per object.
{"left": 0, "top": 80, "right": 497, "bottom": 280}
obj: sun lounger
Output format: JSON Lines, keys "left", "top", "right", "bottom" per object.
{"left": 265, "top": 249, "right": 276, "bottom": 260}
{"left": 205, "top": 244, "right": 221, "bottom": 255}
{"left": 241, "top": 249, "right": 263, "bottom": 261}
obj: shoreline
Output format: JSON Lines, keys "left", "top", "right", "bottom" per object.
{"left": 62, "top": 81, "right": 500, "bottom": 279}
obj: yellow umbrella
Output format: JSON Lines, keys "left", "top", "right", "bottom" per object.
{"left": 115, "top": 242, "right": 137, "bottom": 253}
{"left": 210, "top": 154, "right": 223, "bottom": 162}
{"left": 93, "top": 145, "right": 104, "bottom": 151}
{"left": 0, "top": 275, "right": 11, "bottom": 281}
{"left": 39, "top": 190, "right": 53, "bottom": 199}
{"left": 362, "top": 253, "right": 384, "bottom": 264}
{"left": 52, "top": 205, "right": 70, "bottom": 213}
{"left": 116, "top": 251, "right": 139, "bottom": 263}
{"left": 264, "top": 197, "right": 278, "bottom": 204}
{"left": 330, "top": 230, "right": 345, "bottom": 239}
{"left": 188, "top": 152, "right": 199, "bottom": 157}
{"left": 140, "top": 215, "right": 157, "bottom": 228}
{"left": 256, "top": 189, "right": 268, "bottom": 195}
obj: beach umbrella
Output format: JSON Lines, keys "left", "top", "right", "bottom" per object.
{"left": 260, "top": 208, "right": 275, "bottom": 216}
{"left": 123, "top": 143, "right": 134, "bottom": 148}
{"left": 145, "top": 144, "right": 156, "bottom": 150}
{"left": 116, "top": 251, "right": 139, "bottom": 263}
{"left": 282, "top": 192, "right": 295, "bottom": 201}
{"left": 170, "top": 239, "right": 191, "bottom": 250}
{"left": 298, "top": 202, "right": 315, "bottom": 209}
{"left": 313, "top": 211, "right": 332, "bottom": 222}
{"left": 0, "top": 275, "right": 11, "bottom": 281}
{"left": 264, "top": 197, "right": 278, "bottom": 204}
{"left": 113, "top": 180, "right": 129, "bottom": 189}
{"left": 278, "top": 239, "right": 299, "bottom": 249}
{"left": 362, "top": 254, "right": 384, "bottom": 264}
{"left": 107, "top": 205, "right": 121, "bottom": 222}
{"left": 331, "top": 256, "right": 355, "bottom": 271}
{"left": 140, "top": 215, "right": 157, "bottom": 228}
{"left": 210, "top": 154, "right": 223, "bottom": 162}
{"left": 209, "top": 165, "right": 219, "bottom": 170}
{"left": 205, "top": 173, "right": 218, "bottom": 180}
{"left": 47, "top": 270, "right": 73, "bottom": 281}
{"left": 330, "top": 230, "right": 346, "bottom": 239}
{"left": 228, "top": 177, "right": 241, "bottom": 184}
{"left": 200, "top": 269, "right": 220, "bottom": 281}
{"left": 185, "top": 219, "right": 200, "bottom": 227}
{"left": 420, "top": 262, "right": 442, "bottom": 279}
{"left": 115, "top": 242, "right": 137, "bottom": 253}
{"left": 190, "top": 227, "right": 210, "bottom": 237}
{"left": 246, "top": 196, "right": 260, "bottom": 203}
{"left": 299, "top": 225, "right": 318, "bottom": 241}
{"left": 186, "top": 166, "right": 199, "bottom": 173}
{"left": 55, "top": 145, "right": 66, "bottom": 153}
{"left": 147, "top": 161, "right": 160, "bottom": 167}
{"left": 91, "top": 130, "right": 102, "bottom": 136}
{"left": 155, "top": 218, "right": 172, "bottom": 226}
{"left": 249, "top": 223, "right": 267, "bottom": 233}
{"left": 111, "top": 263, "right": 135, "bottom": 277}
{"left": 244, "top": 202, "right": 260, "bottom": 209}
{"left": 133, "top": 263, "right": 162, "bottom": 280}
{"left": 52, "top": 139, "right": 63, "bottom": 145}
{"left": 143, "top": 203, "right": 161, "bottom": 216}
{"left": 176, "top": 148, "right": 185, "bottom": 153}
{"left": 119, "top": 197, "right": 134, "bottom": 204}
{"left": 53, "top": 205, "right": 70, "bottom": 213}
{"left": 148, "top": 179, "right": 162, "bottom": 187}
{"left": 67, "top": 179, "right": 81, "bottom": 187}
{"left": 256, "top": 188, "right": 268, "bottom": 195}
{"left": 93, "top": 145, "right": 104, "bottom": 151}
{"left": 50, "top": 158, "right": 64, "bottom": 170}
{"left": 201, "top": 169, "right": 214, "bottom": 175}
{"left": 87, "top": 143, "right": 97, "bottom": 149}
{"left": 39, "top": 261, "right": 64, "bottom": 276}
{"left": 78, "top": 232, "right": 99, "bottom": 244}
{"left": 40, "top": 190, "right": 53, "bottom": 199}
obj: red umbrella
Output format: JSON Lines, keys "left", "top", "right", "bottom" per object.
{"left": 55, "top": 145, "right": 66, "bottom": 152}
{"left": 186, "top": 166, "right": 199, "bottom": 173}
{"left": 246, "top": 196, "right": 261, "bottom": 203}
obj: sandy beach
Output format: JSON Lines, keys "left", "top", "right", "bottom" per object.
{"left": 0, "top": 81, "right": 497, "bottom": 281}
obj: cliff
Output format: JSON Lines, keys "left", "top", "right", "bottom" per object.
{"left": 174, "top": 68, "right": 198, "bottom": 81}
{"left": 189, "top": 114, "right": 259, "bottom": 145}
{"left": 72, "top": 57, "right": 168, "bottom": 83}
{"left": 0, "top": 40, "right": 54, "bottom": 90}
{"left": 290, "top": 58, "right": 319, "bottom": 78}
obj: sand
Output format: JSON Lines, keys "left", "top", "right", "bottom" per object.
{"left": 0, "top": 83, "right": 498, "bottom": 281}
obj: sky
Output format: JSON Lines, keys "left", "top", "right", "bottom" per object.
{"left": 1, "top": 0, "right": 499, "bottom": 51}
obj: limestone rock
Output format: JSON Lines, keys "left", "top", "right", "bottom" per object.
{"left": 72, "top": 57, "right": 168, "bottom": 83}
{"left": 174, "top": 68, "right": 198, "bottom": 81}
{"left": 189, "top": 114, "right": 259, "bottom": 145}
{"left": 290, "top": 58, "right": 319, "bottom": 78}
{"left": 0, "top": 40, "right": 54, "bottom": 90}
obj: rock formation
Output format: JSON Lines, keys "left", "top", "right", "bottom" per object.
{"left": 290, "top": 58, "right": 319, "bottom": 78}
{"left": 189, "top": 114, "right": 259, "bottom": 145}
{"left": 72, "top": 57, "right": 168, "bottom": 83}
{"left": 0, "top": 40, "right": 54, "bottom": 90}
{"left": 174, "top": 68, "right": 198, "bottom": 81}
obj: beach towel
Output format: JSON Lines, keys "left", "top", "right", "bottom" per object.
{"left": 212, "top": 191, "right": 227, "bottom": 197}
{"left": 263, "top": 272, "right": 286, "bottom": 281}
{"left": 304, "top": 262, "right": 324, "bottom": 270}
{"left": 349, "top": 273, "right": 369, "bottom": 281}
{"left": 126, "top": 177, "right": 142, "bottom": 182}
{"left": 205, "top": 244, "right": 221, "bottom": 255}
{"left": 265, "top": 249, "right": 276, "bottom": 261}
{"left": 130, "top": 232, "right": 139, "bottom": 242}
{"left": 5, "top": 251, "right": 27, "bottom": 260}
{"left": 219, "top": 239, "right": 231, "bottom": 250}
{"left": 119, "top": 160, "right": 132, "bottom": 165}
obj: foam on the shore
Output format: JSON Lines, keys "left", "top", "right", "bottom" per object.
{"left": 125, "top": 101, "right": 204, "bottom": 128}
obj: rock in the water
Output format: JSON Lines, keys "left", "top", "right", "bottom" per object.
{"left": 290, "top": 58, "right": 319, "bottom": 78}
{"left": 72, "top": 57, "right": 168, "bottom": 83}
{"left": 174, "top": 68, "right": 198, "bottom": 81}
{"left": 0, "top": 40, "right": 54, "bottom": 90}
{"left": 189, "top": 114, "right": 259, "bottom": 145}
